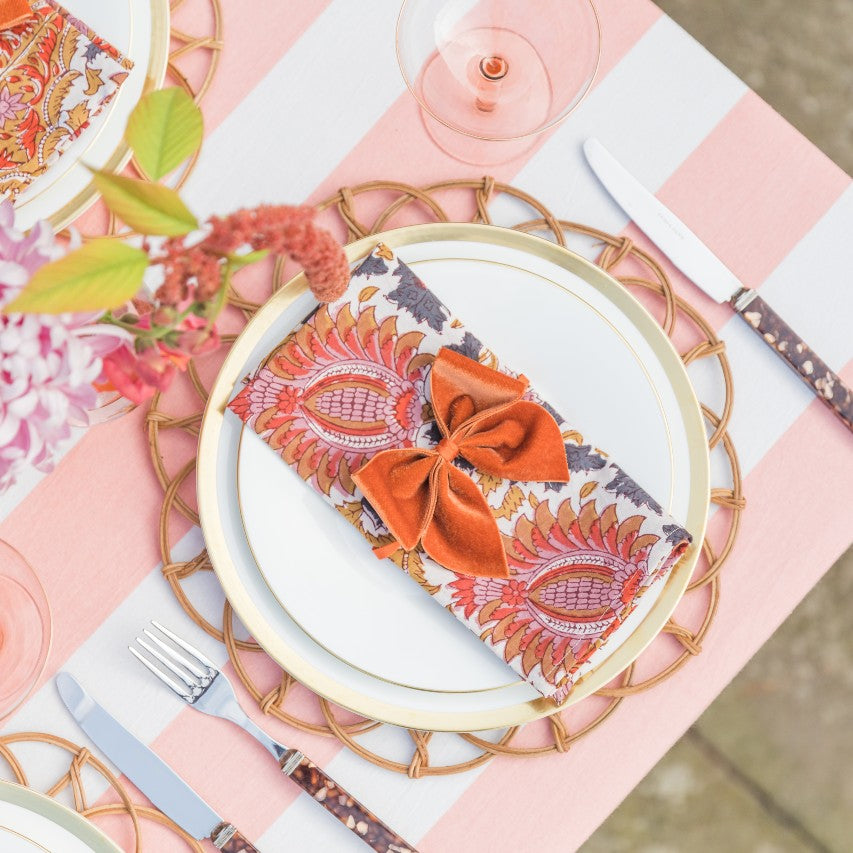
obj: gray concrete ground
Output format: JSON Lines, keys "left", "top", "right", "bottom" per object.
{"left": 583, "top": 2, "right": 852, "bottom": 850}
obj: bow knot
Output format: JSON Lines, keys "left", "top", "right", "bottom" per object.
{"left": 352, "top": 348, "right": 570, "bottom": 578}
{"left": 436, "top": 436, "right": 459, "bottom": 462}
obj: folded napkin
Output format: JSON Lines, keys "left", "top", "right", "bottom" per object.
{"left": 0, "top": 0, "right": 133, "bottom": 199}
{"left": 229, "top": 244, "right": 692, "bottom": 703}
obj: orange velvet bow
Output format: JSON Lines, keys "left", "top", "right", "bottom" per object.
{"left": 352, "top": 348, "right": 570, "bottom": 579}
{"left": 0, "top": 0, "right": 32, "bottom": 29}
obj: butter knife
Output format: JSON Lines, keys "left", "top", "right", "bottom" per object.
{"left": 584, "top": 137, "right": 853, "bottom": 433}
{"left": 56, "top": 672, "right": 260, "bottom": 852}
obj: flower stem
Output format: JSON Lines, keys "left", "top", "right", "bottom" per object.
{"left": 207, "top": 261, "right": 233, "bottom": 323}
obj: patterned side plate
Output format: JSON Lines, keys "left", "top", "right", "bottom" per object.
{"left": 198, "top": 223, "right": 710, "bottom": 732}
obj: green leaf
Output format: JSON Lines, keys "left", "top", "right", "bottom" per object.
{"left": 92, "top": 171, "right": 198, "bottom": 235}
{"left": 125, "top": 87, "right": 203, "bottom": 181}
{"left": 3, "top": 240, "right": 148, "bottom": 314}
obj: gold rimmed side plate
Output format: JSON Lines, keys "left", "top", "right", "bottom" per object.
{"left": 0, "top": 782, "right": 121, "bottom": 852}
{"left": 198, "top": 223, "right": 710, "bottom": 732}
{"left": 11, "top": 0, "right": 170, "bottom": 231}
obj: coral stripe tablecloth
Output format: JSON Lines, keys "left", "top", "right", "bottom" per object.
{"left": 2, "top": 1, "right": 852, "bottom": 850}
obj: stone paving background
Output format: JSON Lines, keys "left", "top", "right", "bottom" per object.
{"left": 583, "top": 2, "right": 853, "bottom": 851}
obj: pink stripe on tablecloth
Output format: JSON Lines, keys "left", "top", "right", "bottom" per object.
{"left": 620, "top": 90, "right": 850, "bottom": 331}
{"left": 420, "top": 361, "right": 853, "bottom": 853}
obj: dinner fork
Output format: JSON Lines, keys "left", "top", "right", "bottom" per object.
{"left": 131, "top": 622, "right": 417, "bottom": 853}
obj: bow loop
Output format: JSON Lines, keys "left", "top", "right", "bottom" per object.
{"left": 353, "top": 348, "right": 570, "bottom": 577}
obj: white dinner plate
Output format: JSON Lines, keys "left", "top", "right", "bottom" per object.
{"left": 198, "top": 224, "right": 709, "bottom": 731}
{"left": 0, "top": 781, "right": 121, "bottom": 852}
{"left": 11, "top": 0, "right": 170, "bottom": 231}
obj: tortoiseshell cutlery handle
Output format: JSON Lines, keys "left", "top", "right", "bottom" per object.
{"left": 280, "top": 750, "right": 418, "bottom": 852}
{"left": 211, "top": 822, "right": 260, "bottom": 852}
{"left": 732, "top": 288, "right": 853, "bottom": 433}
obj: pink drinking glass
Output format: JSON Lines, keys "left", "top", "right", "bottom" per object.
{"left": 0, "top": 539, "right": 51, "bottom": 722}
{"left": 396, "top": 0, "right": 601, "bottom": 164}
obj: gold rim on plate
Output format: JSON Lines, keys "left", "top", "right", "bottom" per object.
{"left": 197, "top": 223, "right": 710, "bottom": 732}
{"left": 19, "top": 0, "right": 171, "bottom": 231}
{"left": 0, "top": 782, "right": 121, "bottom": 853}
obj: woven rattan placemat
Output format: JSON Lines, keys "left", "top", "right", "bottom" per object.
{"left": 147, "top": 177, "right": 743, "bottom": 778}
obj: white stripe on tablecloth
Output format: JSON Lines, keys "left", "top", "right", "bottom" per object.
{"left": 180, "top": 0, "right": 405, "bottom": 216}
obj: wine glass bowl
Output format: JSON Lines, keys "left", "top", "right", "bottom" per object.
{"left": 397, "top": 0, "right": 600, "bottom": 162}
{"left": 0, "top": 540, "right": 51, "bottom": 722}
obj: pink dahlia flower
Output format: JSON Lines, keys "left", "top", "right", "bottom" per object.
{"left": 0, "top": 200, "right": 63, "bottom": 306}
{"left": 0, "top": 202, "right": 125, "bottom": 492}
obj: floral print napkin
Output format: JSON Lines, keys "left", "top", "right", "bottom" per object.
{"left": 229, "top": 244, "right": 693, "bottom": 704}
{"left": 0, "top": 0, "right": 133, "bottom": 199}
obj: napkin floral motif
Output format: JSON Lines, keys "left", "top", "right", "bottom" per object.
{"left": 0, "top": 0, "right": 133, "bottom": 199}
{"left": 230, "top": 244, "right": 692, "bottom": 703}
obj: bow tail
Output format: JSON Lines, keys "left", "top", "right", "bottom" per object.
{"left": 421, "top": 464, "right": 509, "bottom": 579}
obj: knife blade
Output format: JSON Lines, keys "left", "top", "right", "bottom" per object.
{"left": 56, "top": 672, "right": 259, "bottom": 852}
{"left": 583, "top": 137, "right": 853, "bottom": 433}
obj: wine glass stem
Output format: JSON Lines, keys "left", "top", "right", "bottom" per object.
{"left": 476, "top": 55, "right": 508, "bottom": 112}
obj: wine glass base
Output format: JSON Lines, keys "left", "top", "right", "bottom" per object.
{"left": 0, "top": 541, "right": 51, "bottom": 722}
{"left": 420, "top": 106, "right": 540, "bottom": 166}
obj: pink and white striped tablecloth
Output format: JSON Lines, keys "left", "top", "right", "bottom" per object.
{"left": 2, "top": 1, "right": 851, "bottom": 850}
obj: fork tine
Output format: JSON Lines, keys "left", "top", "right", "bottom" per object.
{"left": 150, "top": 621, "right": 217, "bottom": 671}
{"left": 137, "top": 635, "right": 202, "bottom": 685}
{"left": 130, "top": 646, "right": 193, "bottom": 700}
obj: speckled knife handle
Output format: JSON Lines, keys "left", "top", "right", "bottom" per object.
{"left": 732, "top": 288, "right": 853, "bottom": 433}
{"left": 210, "top": 822, "right": 260, "bottom": 852}
{"left": 280, "top": 750, "right": 418, "bottom": 852}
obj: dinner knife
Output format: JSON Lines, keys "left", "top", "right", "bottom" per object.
{"left": 56, "top": 672, "right": 260, "bottom": 852}
{"left": 583, "top": 137, "right": 853, "bottom": 433}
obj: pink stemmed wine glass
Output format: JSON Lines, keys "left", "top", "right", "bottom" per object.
{"left": 397, "top": 0, "right": 601, "bottom": 164}
{"left": 0, "top": 539, "right": 51, "bottom": 722}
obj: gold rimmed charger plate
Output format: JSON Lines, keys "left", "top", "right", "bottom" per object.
{"left": 0, "top": 782, "right": 121, "bottom": 852}
{"left": 198, "top": 223, "right": 709, "bottom": 732}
